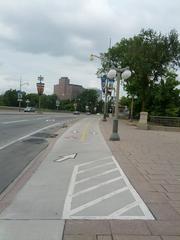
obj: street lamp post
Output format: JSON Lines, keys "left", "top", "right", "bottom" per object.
{"left": 18, "top": 78, "right": 29, "bottom": 112}
{"left": 103, "top": 79, "right": 108, "bottom": 121}
{"left": 108, "top": 68, "right": 131, "bottom": 141}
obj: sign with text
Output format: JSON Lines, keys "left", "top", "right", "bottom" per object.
{"left": 36, "top": 82, "right": 45, "bottom": 95}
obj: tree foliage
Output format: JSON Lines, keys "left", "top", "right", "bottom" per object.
{"left": 76, "top": 89, "right": 99, "bottom": 113}
{"left": 3, "top": 89, "right": 19, "bottom": 107}
{"left": 100, "top": 29, "right": 180, "bottom": 116}
{"left": 0, "top": 89, "right": 102, "bottom": 113}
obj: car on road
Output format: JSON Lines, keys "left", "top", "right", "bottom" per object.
{"left": 86, "top": 112, "right": 91, "bottom": 115}
{"left": 73, "top": 111, "right": 80, "bottom": 115}
{"left": 24, "top": 107, "right": 35, "bottom": 112}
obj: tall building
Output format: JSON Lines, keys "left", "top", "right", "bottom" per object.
{"left": 54, "top": 77, "right": 84, "bottom": 100}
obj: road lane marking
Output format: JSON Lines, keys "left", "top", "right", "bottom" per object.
{"left": 0, "top": 122, "right": 66, "bottom": 151}
{"left": 111, "top": 156, "right": 154, "bottom": 219}
{"left": 55, "top": 153, "right": 77, "bottom": 162}
{"left": 109, "top": 202, "right": 138, "bottom": 217}
{"left": 75, "top": 168, "right": 118, "bottom": 184}
{"left": 2, "top": 119, "right": 29, "bottom": 124}
{"left": 78, "top": 162, "right": 114, "bottom": 174}
{"left": 62, "top": 166, "right": 79, "bottom": 219}
{"left": 80, "top": 123, "right": 90, "bottom": 142}
{"left": 72, "top": 176, "right": 123, "bottom": 197}
{"left": 70, "top": 187, "right": 129, "bottom": 215}
{"left": 2, "top": 117, "right": 47, "bottom": 124}
{"left": 77, "top": 156, "right": 112, "bottom": 167}
{"left": 63, "top": 155, "right": 154, "bottom": 219}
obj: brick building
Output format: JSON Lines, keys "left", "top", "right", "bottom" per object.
{"left": 54, "top": 77, "right": 84, "bottom": 100}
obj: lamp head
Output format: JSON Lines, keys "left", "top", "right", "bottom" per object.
{"left": 121, "top": 69, "right": 131, "bottom": 80}
{"left": 107, "top": 69, "right": 117, "bottom": 80}
{"left": 89, "top": 54, "right": 94, "bottom": 61}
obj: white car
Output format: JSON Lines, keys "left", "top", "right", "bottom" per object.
{"left": 24, "top": 107, "right": 35, "bottom": 112}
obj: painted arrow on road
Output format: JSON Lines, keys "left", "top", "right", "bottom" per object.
{"left": 55, "top": 153, "right": 77, "bottom": 163}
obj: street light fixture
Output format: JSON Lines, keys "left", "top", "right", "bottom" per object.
{"left": 108, "top": 67, "right": 131, "bottom": 141}
{"left": 18, "top": 77, "right": 29, "bottom": 112}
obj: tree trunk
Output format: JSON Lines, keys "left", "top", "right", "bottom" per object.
{"left": 141, "top": 96, "right": 145, "bottom": 111}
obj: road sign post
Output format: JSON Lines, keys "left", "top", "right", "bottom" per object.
{"left": 17, "top": 92, "right": 23, "bottom": 112}
{"left": 56, "top": 100, "right": 60, "bottom": 110}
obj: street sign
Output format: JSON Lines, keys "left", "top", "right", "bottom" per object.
{"left": 101, "top": 75, "right": 106, "bottom": 93}
{"left": 56, "top": 100, "right": 60, "bottom": 107}
{"left": 17, "top": 92, "right": 22, "bottom": 99}
{"left": 36, "top": 82, "right": 45, "bottom": 95}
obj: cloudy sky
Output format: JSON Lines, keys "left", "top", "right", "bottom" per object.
{"left": 0, "top": 0, "right": 179, "bottom": 94}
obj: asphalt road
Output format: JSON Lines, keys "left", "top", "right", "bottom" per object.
{"left": 0, "top": 112, "right": 78, "bottom": 194}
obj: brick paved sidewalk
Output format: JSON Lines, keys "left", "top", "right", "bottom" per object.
{"left": 63, "top": 118, "right": 180, "bottom": 240}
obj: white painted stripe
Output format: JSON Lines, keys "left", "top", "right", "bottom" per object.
{"left": 111, "top": 156, "right": 154, "bottom": 219}
{"left": 72, "top": 176, "right": 123, "bottom": 197}
{"left": 62, "top": 166, "right": 79, "bottom": 219}
{"left": 70, "top": 187, "right": 128, "bottom": 215}
{"left": 109, "top": 201, "right": 138, "bottom": 217}
{"left": 68, "top": 215, "right": 152, "bottom": 220}
{"left": 2, "top": 117, "right": 47, "bottom": 124}
{"left": 2, "top": 119, "right": 29, "bottom": 124}
{"left": 77, "top": 156, "right": 112, "bottom": 167}
{"left": 0, "top": 122, "right": 64, "bottom": 151}
{"left": 75, "top": 168, "right": 119, "bottom": 184}
{"left": 78, "top": 162, "right": 114, "bottom": 174}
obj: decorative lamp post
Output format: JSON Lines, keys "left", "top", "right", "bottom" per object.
{"left": 36, "top": 75, "right": 45, "bottom": 112}
{"left": 108, "top": 68, "right": 131, "bottom": 141}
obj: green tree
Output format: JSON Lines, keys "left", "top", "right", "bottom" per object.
{"left": 41, "top": 94, "right": 57, "bottom": 109}
{"left": 3, "top": 89, "right": 19, "bottom": 107}
{"left": 77, "top": 89, "right": 98, "bottom": 113}
{"left": 0, "top": 94, "right": 4, "bottom": 106}
{"left": 148, "top": 71, "right": 180, "bottom": 116}
{"left": 26, "top": 93, "right": 39, "bottom": 107}
{"left": 104, "top": 29, "right": 180, "bottom": 111}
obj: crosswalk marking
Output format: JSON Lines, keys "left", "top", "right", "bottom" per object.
{"left": 109, "top": 202, "right": 138, "bottom": 217}
{"left": 72, "top": 176, "right": 123, "bottom": 197}
{"left": 78, "top": 162, "right": 114, "bottom": 174}
{"left": 75, "top": 168, "right": 118, "bottom": 184}
{"left": 70, "top": 187, "right": 129, "bottom": 215}
{"left": 63, "top": 155, "right": 154, "bottom": 220}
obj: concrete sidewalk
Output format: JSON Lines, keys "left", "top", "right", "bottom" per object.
{"left": 0, "top": 117, "right": 180, "bottom": 239}
{"left": 63, "top": 118, "right": 180, "bottom": 239}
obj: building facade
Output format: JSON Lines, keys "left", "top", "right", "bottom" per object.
{"left": 54, "top": 77, "right": 84, "bottom": 100}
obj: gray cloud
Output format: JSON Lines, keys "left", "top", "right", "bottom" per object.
{"left": 0, "top": 0, "right": 180, "bottom": 94}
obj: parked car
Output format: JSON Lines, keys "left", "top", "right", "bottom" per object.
{"left": 73, "top": 111, "right": 80, "bottom": 115}
{"left": 24, "top": 107, "right": 35, "bottom": 112}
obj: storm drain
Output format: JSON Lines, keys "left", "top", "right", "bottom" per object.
{"left": 32, "top": 132, "right": 58, "bottom": 138}
{"left": 22, "top": 138, "right": 47, "bottom": 144}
